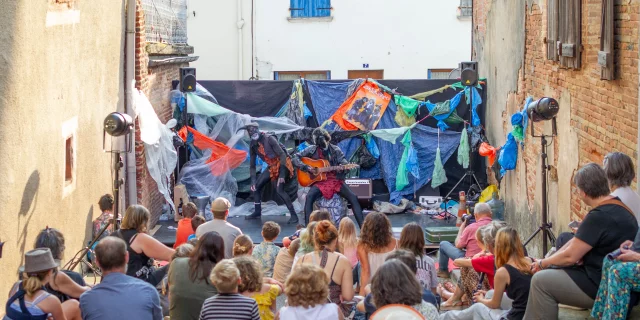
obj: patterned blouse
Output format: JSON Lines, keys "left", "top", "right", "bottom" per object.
{"left": 252, "top": 242, "right": 280, "bottom": 278}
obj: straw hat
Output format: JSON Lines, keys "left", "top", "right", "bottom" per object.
{"left": 22, "top": 248, "right": 59, "bottom": 274}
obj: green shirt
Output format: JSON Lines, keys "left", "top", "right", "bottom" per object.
{"left": 168, "top": 257, "right": 218, "bottom": 320}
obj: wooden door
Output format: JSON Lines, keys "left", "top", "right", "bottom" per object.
{"left": 348, "top": 70, "right": 384, "bottom": 80}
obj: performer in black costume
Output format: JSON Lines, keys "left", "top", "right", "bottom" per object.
{"left": 292, "top": 128, "right": 364, "bottom": 227}
{"left": 239, "top": 123, "right": 299, "bottom": 224}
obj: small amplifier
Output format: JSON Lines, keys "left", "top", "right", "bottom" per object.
{"left": 345, "top": 178, "right": 373, "bottom": 208}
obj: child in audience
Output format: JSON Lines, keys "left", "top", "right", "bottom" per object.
{"left": 174, "top": 202, "right": 198, "bottom": 248}
{"left": 235, "top": 256, "right": 281, "bottom": 320}
{"left": 277, "top": 264, "right": 343, "bottom": 320}
{"left": 282, "top": 210, "right": 331, "bottom": 248}
{"left": 292, "top": 221, "right": 317, "bottom": 266}
{"left": 252, "top": 221, "right": 281, "bottom": 277}
{"left": 187, "top": 215, "right": 205, "bottom": 243}
{"left": 399, "top": 222, "right": 437, "bottom": 297}
{"left": 200, "top": 259, "right": 260, "bottom": 320}
{"left": 273, "top": 239, "right": 300, "bottom": 284}
{"left": 234, "top": 234, "right": 254, "bottom": 257}
{"left": 338, "top": 218, "right": 359, "bottom": 268}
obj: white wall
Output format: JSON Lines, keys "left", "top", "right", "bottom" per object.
{"left": 188, "top": 0, "right": 471, "bottom": 80}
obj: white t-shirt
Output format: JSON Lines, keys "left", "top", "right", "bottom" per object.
{"left": 195, "top": 219, "right": 242, "bottom": 259}
{"left": 611, "top": 187, "right": 640, "bottom": 223}
{"left": 415, "top": 255, "right": 438, "bottom": 290}
{"left": 279, "top": 303, "right": 339, "bottom": 320}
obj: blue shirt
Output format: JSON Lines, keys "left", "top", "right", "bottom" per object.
{"left": 80, "top": 272, "right": 162, "bottom": 320}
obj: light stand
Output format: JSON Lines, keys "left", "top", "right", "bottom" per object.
{"left": 66, "top": 113, "right": 132, "bottom": 274}
{"left": 523, "top": 117, "right": 557, "bottom": 255}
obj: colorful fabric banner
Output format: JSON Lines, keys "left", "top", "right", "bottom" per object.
{"left": 178, "top": 126, "right": 247, "bottom": 176}
{"left": 335, "top": 81, "right": 392, "bottom": 131}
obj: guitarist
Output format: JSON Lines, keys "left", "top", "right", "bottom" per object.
{"left": 239, "top": 123, "right": 299, "bottom": 224}
{"left": 293, "top": 128, "right": 364, "bottom": 228}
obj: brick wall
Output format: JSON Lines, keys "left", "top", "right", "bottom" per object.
{"left": 134, "top": 0, "right": 188, "bottom": 226}
{"left": 473, "top": 0, "right": 638, "bottom": 253}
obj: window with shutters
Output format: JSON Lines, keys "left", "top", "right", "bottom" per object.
{"left": 546, "top": 0, "right": 581, "bottom": 69}
{"left": 459, "top": 0, "right": 472, "bottom": 18}
{"left": 599, "top": 0, "right": 615, "bottom": 80}
{"left": 290, "top": 0, "right": 332, "bottom": 18}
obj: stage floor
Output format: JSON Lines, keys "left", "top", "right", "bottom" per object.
{"left": 152, "top": 212, "right": 456, "bottom": 249}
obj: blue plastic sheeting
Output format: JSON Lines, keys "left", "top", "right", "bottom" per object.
{"left": 375, "top": 100, "right": 460, "bottom": 203}
{"left": 307, "top": 80, "right": 460, "bottom": 203}
{"left": 307, "top": 80, "right": 382, "bottom": 180}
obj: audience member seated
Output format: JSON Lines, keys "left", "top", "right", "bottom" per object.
{"left": 338, "top": 218, "right": 359, "bottom": 273}
{"left": 591, "top": 229, "right": 640, "bottom": 319}
{"left": 399, "top": 223, "right": 438, "bottom": 298}
{"left": 440, "top": 225, "right": 491, "bottom": 310}
{"left": 277, "top": 264, "right": 343, "bottom": 320}
{"left": 80, "top": 237, "right": 162, "bottom": 320}
{"left": 200, "top": 259, "right": 260, "bottom": 320}
{"left": 438, "top": 203, "right": 493, "bottom": 278}
{"left": 359, "top": 250, "right": 439, "bottom": 318}
{"left": 524, "top": 163, "right": 639, "bottom": 319}
{"left": 605, "top": 152, "right": 640, "bottom": 221}
{"left": 5, "top": 248, "right": 81, "bottom": 320}
{"left": 92, "top": 194, "right": 118, "bottom": 241}
{"left": 357, "top": 212, "right": 397, "bottom": 296}
{"left": 235, "top": 256, "right": 282, "bottom": 320}
{"left": 252, "top": 221, "right": 281, "bottom": 277}
{"left": 297, "top": 220, "right": 355, "bottom": 317}
{"left": 174, "top": 202, "right": 198, "bottom": 248}
{"left": 282, "top": 210, "right": 330, "bottom": 248}
{"left": 33, "top": 227, "right": 90, "bottom": 302}
{"left": 292, "top": 221, "right": 317, "bottom": 266}
{"left": 115, "top": 205, "right": 175, "bottom": 286}
{"left": 441, "top": 226, "right": 532, "bottom": 320}
{"left": 273, "top": 238, "right": 300, "bottom": 284}
{"left": 370, "top": 259, "right": 439, "bottom": 319}
{"left": 160, "top": 243, "right": 194, "bottom": 312}
{"left": 196, "top": 197, "right": 242, "bottom": 259}
{"left": 188, "top": 215, "right": 205, "bottom": 243}
{"left": 168, "top": 232, "right": 224, "bottom": 320}
{"left": 234, "top": 235, "right": 254, "bottom": 257}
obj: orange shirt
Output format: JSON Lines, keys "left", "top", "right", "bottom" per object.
{"left": 174, "top": 218, "right": 194, "bottom": 248}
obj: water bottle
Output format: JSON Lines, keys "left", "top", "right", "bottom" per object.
{"left": 487, "top": 192, "right": 504, "bottom": 220}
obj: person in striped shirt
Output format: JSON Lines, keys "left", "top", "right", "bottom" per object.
{"left": 200, "top": 259, "right": 260, "bottom": 320}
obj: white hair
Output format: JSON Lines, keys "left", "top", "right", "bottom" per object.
{"left": 474, "top": 203, "right": 492, "bottom": 216}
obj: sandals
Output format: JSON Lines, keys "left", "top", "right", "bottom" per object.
{"left": 437, "top": 284, "right": 454, "bottom": 301}
{"left": 440, "top": 300, "right": 466, "bottom": 311}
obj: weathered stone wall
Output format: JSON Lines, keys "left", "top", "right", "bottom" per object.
{"left": 473, "top": 0, "right": 639, "bottom": 256}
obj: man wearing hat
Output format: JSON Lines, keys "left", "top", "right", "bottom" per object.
{"left": 238, "top": 122, "right": 299, "bottom": 224}
{"left": 195, "top": 197, "right": 243, "bottom": 258}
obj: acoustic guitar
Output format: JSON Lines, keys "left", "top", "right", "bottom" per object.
{"left": 297, "top": 157, "right": 359, "bottom": 187}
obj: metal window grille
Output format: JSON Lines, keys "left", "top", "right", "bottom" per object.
{"left": 142, "top": 0, "right": 188, "bottom": 45}
{"left": 459, "top": 0, "right": 472, "bottom": 17}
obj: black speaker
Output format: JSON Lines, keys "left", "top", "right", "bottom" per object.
{"left": 180, "top": 67, "right": 196, "bottom": 92}
{"left": 459, "top": 61, "right": 478, "bottom": 87}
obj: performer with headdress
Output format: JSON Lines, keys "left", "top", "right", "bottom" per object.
{"left": 238, "top": 123, "right": 299, "bottom": 224}
{"left": 292, "top": 128, "right": 364, "bottom": 227}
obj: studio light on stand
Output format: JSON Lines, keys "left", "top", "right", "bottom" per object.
{"left": 523, "top": 97, "right": 559, "bottom": 255}
{"left": 66, "top": 112, "right": 133, "bottom": 275}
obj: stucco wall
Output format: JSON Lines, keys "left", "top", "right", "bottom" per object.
{"left": 188, "top": 0, "right": 472, "bottom": 80}
{"left": 0, "top": 0, "right": 125, "bottom": 297}
{"left": 474, "top": 0, "right": 639, "bottom": 256}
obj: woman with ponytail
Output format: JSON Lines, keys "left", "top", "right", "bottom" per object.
{"left": 33, "top": 227, "right": 90, "bottom": 302}
{"left": 5, "top": 248, "right": 81, "bottom": 320}
{"left": 440, "top": 226, "right": 533, "bottom": 320}
{"left": 296, "top": 220, "right": 354, "bottom": 318}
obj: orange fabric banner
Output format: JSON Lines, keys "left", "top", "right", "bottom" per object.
{"left": 479, "top": 142, "right": 498, "bottom": 166}
{"left": 178, "top": 126, "right": 247, "bottom": 176}
{"left": 333, "top": 81, "right": 391, "bottom": 131}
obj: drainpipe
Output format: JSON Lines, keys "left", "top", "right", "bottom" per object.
{"left": 237, "top": 0, "right": 245, "bottom": 80}
{"left": 125, "top": 0, "right": 138, "bottom": 206}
